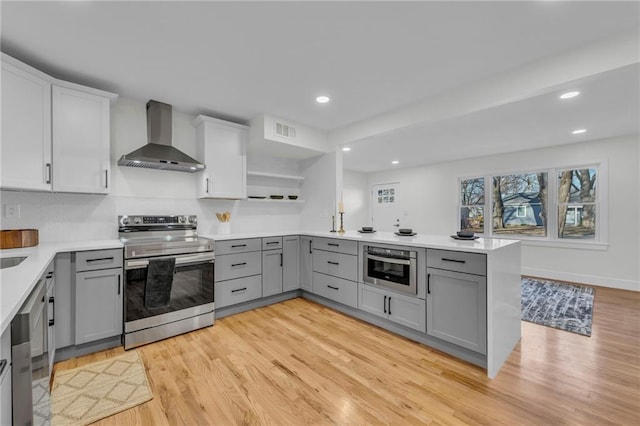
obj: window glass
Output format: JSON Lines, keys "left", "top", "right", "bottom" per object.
{"left": 558, "top": 168, "right": 597, "bottom": 239}
{"left": 460, "top": 178, "right": 484, "bottom": 233}
{"left": 492, "top": 173, "right": 547, "bottom": 237}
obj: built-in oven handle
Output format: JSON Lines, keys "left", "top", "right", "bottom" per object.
{"left": 366, "top": 253, "right": 411, "bottom": 266}
{"left": 126, "top": 253, "right": 215, "bottom": 270}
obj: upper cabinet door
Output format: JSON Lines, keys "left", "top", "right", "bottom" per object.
{"left": 194, "top": 115, "right": 247, "bottom": 199}
{"left": 52, "top": 85, "right": 112, "bottom": 194}
{"left": 0, "top": 57, "right": 52, "bottom": 191}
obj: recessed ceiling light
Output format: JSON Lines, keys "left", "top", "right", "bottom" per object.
{"left": 316, "top": 96, "right": 330, "bottom": 104}
{"left": 572, "top": 129, "right": 587, "bottom": 135}
{"left": 391, "top": 160, "right": 399, "bottom": 165}
{"left": 560, "top": 91, "right": 580, "bottom": 99}
{"left": 342, "top": 147, "right": 351, "bottom": 152}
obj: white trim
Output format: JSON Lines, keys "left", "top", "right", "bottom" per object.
{"left": 522, "top": 267, "right": 639, "bottom": 292}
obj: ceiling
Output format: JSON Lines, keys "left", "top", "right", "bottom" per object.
{"left": 1, "top": 1, "right": 639, "bottom": 172}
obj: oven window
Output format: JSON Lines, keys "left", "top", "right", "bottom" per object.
{"left": 125, "top": 261, "right": 214, "bottom": 322}
{"left": 367, "top": 257, "right": 410, "bottom": 286}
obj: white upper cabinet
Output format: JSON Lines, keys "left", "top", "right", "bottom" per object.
{"left": 0, "top": 53, "right": 116, "bottom": 194}
{"left": 52, "top": 84, "right": 112, "bottom": 194}
{"left": 193, "top": 115, "right": 248, "bottom": 199}
{"left": 1, "top": 55, "right": 52, "bottom": 191}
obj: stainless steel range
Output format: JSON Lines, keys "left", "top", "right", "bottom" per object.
{"left": 119, "top": 215, "right": 214, "bottom": 349}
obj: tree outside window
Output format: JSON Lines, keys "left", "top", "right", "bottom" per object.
{"left": 493, "top": 173, "right": 547, "bottom": 237}
{"left": 558, "top": 168, "right": 596, "bottom": 239}
{"left": 460, "top": 178, "right": 484, "bottom": 233}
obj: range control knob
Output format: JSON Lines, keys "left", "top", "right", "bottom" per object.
{"left": 178, "top": 216, "right": 187, "bottom": 224}
{"left": 188, "top": 216, "right": 197, "bottom": 223}
{"left": 121, "top": 217, "right": 130, "bottom": 225}
{"left": 133, "top": 217, "right": 142, "bottom": 225}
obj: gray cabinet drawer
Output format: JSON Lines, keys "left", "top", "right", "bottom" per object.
{"left": 75, "top": 249, "right": 123, "bottom": 272}
{"left": 262, "top": 236, "right": 283, "bottom": 250}
{"left": 312, "top": 250, "right": 357, "bottom": 282}
{"left": 215, "top": 275, "right": 262, "bottom": 309}
{"left": 427, "top": 249, "right": 486, "bottom": 276}
{"left": 312, "top": 272, "right": 357, "bottom": 308}
{"left": 215, "top": 238, "right": 261, "bottom": 255}
{"left": 312, "top": 237, "right": 358, "bottom": 255}
{"left": 215, "top": 251, "right": 262, "bottom": 282}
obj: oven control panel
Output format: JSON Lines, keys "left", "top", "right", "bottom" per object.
{"left": 119, "top": 215, "right": 197, "bottom": 230}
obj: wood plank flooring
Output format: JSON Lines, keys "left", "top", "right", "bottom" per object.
{"left": 54, "top": 286, "right": 640, "bottom": 425}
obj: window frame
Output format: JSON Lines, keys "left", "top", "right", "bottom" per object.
{"left": 457, "top": 161, "right": 608, "bottom": 250}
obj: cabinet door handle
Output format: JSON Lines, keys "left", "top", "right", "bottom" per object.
{"left": 231, "top": 287, "right": 247, "bottom": 293}
{"left": 45, "top": 163, "right": 52, "bottom": 184}
{"left": 383, "top": 295, "right": 387, "bottom": 313}
{"left": 105, "top": 169, "right": 109, "bottom": 189}
{"left": 280, "top": 253, "right": 283, "bottom": 267}
{"left": 266, "top": 241, "right": 279, "bottom": 245}
{"left": 231, "top": 262, "right": 247, "bottom": 267}
{"left": 442, "top": 258, "right": 466, "bottom": 264}
{"left": 327, "top": 285, "right": 339, "bottom": 291}
{"left": 117, "top": 275, "right": 121, "bottom": 295}
{"left": 427, "top": 273, "right": 431, "bottom": 294}
{"left": 327, "top": 261, "right": 339, "bottom": 266}
{"left": 388, "top": 297, "right": 391, "bottom": 315}
{"left": 327, "top": 243, "right": 339, "bottom": 247}
{"left": 206, "top": 177, "right": 210, "bottom": 193}
{"left": 86, "top": 257, "right": 114, "bottom": 263}
{"left": 309, "top": 240, "right": 312, "bottom": 254}
{"left": 49, "top": 296, "right": 55, "bottom": 326}
{"left": 231, "top": 244, "right": 247, "bottom": 248}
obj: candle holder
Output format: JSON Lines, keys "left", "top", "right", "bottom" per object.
{"left": 338, "top": 212, "right": 345, "bottom": 234}
{"left": 330, "top": 215, "right": 337, "bottom": 232}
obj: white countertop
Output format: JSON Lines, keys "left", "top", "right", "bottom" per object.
{"left": 206, "top": 230, "right": 519, "bottom": 253}
{"left": 0, "top": 239, "right": 122, "bottom": 334}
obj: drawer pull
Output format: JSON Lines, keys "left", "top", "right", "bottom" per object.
{"left": 266, "top": 241, "right": 279, "bottom": 245}
{"left": 442, "top": 258, "right": 466, "bottom": 264}
{"left": 231, "top": 262, "right": 247, "bottom": 267}
{"left": 327, "top": 261, "right": 340, "bottom": 265}
{"left": 231, "top": 244, "right": 247, "bottom": 248}
{"left": 384, "top": 295, "right": 387, "bottom": 313}
{"left": 327, "top": 285, "right": 339, "bottom": 291}
{"left": 86, "top": 257, "right": 114, "bottom": 263}
{"left": 388, "top": 297, "right": 391, "bottom": 315}
{"left": 327, "top": 243, "right": 339, "bottom": 247}
{"left": 231, "top": 287, "right": 247, "bottom": 293}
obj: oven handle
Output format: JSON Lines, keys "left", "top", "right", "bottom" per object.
{"left": 366, "top": 253, "right": 411, "bottom": 266}
{"left": 126, "top": 253, "right": 215, "bottom": 270}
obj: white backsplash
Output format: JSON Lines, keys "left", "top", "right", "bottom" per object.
{"left": 0, "top": 190, "right": 300, "bottom": 242}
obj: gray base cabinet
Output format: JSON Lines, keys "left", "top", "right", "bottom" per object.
{"left": 358, "top": 284, "right": 426, "bottom": 332}
{"left": 75, "top": 268, "right": 123, "bottom": 345}
{"left": 426, "top": 268, "right": 487, "bottom": 354}
{"left": 312, "top": 272, "right": 357, "bottom": 308}
{"left": 215, "top": 238, "right": 263, "bottom": 308}
{"left": 262, "top": 248, "right": 283, "bottom": 297}
{"left": 74, "top": 249, "right": 123, "bottom": 345}
{"left": 300, "top": 236, "right": 313, "bottom": 291}
{"left": 216, "top": 275, "right": 263, "bottom": 308}
{"left": 283, "top": 236, "right": 300, "bottom": 291}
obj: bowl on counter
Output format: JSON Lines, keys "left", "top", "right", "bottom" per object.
{"left": 456, "top": 230, "right": 475, "bottom": 238}
{"left": 288, "top": 195, "right": 298, "bottom": 200}
{"left": 269, "top": 195, "right": 284, "bottom": 199}
{"left": 398, "top": 228, "right": 413, "bottom": 235}
{"left": 362, "top": 226, "right": 374, "bottom": 232}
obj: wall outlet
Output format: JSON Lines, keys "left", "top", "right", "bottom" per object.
{"left": 4, "top": 204, "right": 20, "bottom": 219}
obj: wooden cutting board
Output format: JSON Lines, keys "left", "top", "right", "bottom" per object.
{"left": 0, "top": 229, "right": 39, "bottom": 249}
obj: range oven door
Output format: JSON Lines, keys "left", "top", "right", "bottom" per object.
{"left": 124, "top": 252, "right": 214, "bottom": 333}
{"left": 364, "top": 248, "right": 417, "bottom": 295}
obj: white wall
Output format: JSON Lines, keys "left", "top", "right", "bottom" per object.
{"left": 361, "top": 135, "right": 639, "bottom": 291}
{"left": 299, "top": 151, "right": 337, "bottom": 232}
{"left": 343, "top": 169, "right": 369, "bottom": 229}
{"left": 0, "top": 97, "right": 302, "bottom": 240}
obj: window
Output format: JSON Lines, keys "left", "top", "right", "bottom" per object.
{"left": 557, "top": 167, "right": 596, "bottom": 239}
{"left": 458, "top": 164, "right": 604, "bottom": 246}
{"left": 460, "top": 178, "right": 484, "bottom": 234}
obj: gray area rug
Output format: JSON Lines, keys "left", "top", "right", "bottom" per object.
{"left": 521, "top": 277, "right": 594, "bottom": 336}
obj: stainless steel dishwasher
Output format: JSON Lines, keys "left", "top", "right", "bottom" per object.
{"left": 12, "top": 278, "right": 51, "bottom": 426}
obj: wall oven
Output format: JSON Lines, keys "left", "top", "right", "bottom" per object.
{"left": 120, "top": 215, "right": 215, "bottom": 349}
{"left": 363, "top": 245, "right": 417, "bottom": 295}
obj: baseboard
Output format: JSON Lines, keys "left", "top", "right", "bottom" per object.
{"left": 522, "top": 267, "right": 639, "bottom": 292}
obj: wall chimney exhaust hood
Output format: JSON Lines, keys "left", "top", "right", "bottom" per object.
{"left": 118, "top": 100, "right": 205, "bottom": 172}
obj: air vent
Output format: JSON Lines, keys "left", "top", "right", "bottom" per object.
{"left": 275, "top": 122, "right": 296, "bottom": 139}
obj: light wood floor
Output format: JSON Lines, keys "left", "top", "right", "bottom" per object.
{"left": 55, "top": 286, "right": 640, "bottom": 425}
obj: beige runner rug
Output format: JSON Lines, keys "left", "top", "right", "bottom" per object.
{"left": 51, "top": 350, "right": 153, "bottom": 426}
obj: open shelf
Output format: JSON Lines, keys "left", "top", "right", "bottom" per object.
{"left": 247, "top": 170, "right": 304, "bottom": 181}
{"left": 244, "top": 198, "right": 304, "bottom": 204}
